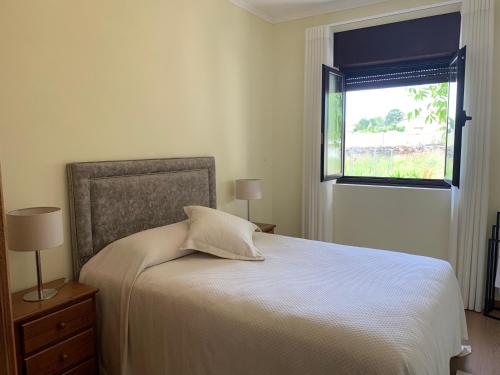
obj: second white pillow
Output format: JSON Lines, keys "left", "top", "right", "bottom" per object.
{"left": 180, "top": 205, "right": 264, "bottom": 261}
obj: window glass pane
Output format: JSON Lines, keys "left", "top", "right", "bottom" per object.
{"left": 445, "top": 67, "right": 457, "bottom": 181}
{"left": 344, "top": 83, "right": 448, "bottom": 179}
{"left": 324, "top": 72, "right": 344, "bottom": 178}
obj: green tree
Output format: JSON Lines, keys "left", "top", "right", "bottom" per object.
{"left": 354, "top": 116, "right": 404, "bottom": 133}
{"left": 325, "top": 92, "right": 344, "bottom": 174}
{"left": 407, "top": 82, "right": 449, "bottom": 142}
{"left": 407, "top": 83, "right": 449, "bottom": 125}
{"left": 327, "top": 92, "right": 343, "bottom": 145}
{"left": 354, "top": 118, "right": 370, "bottom": 132}
{"left": 385, "top": 109, "right": 404, "bottom": 126}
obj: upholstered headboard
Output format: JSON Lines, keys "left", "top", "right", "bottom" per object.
{"left": 67, "top": 157, "right": 216, "bottom": 278}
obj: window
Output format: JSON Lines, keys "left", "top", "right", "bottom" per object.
{"left": 321, "top": 13, "right": 471, "bottom": 188}
{"left": 321, "top": 66, "right": 345, "bottom": 179}
{"left": 345, "top": 84, "right": 448, "bottom": 180}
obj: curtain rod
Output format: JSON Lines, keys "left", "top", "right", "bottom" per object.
{"left": 326, "top": 0, "right": 462, "bottom": 28}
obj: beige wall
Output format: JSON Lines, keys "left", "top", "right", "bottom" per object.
{"left": 0, "top": 0, "right": 274, "bottom": 292}
{"left": 333, "top": 185, "right": 451, "bottom": 259}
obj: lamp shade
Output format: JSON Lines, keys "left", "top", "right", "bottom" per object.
{"left": 235, "top": 179, "right": 263, "bottom": 200}
{"left": 6, "top": 207, "right": 63, "bottom": 252}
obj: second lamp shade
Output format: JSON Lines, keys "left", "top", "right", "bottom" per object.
{"left": 235, "top": 179, "right": 263, "bottom": 200}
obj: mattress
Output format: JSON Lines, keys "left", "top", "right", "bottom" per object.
{"left": 81, "top": 233, "right": 467, "bottom": 375}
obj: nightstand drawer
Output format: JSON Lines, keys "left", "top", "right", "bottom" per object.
{"left": 24, "top": 328, "right": 95, "bottom": 375}
{"left": 61, "top": 357, "right": 97, "bottom": 375}
{"left": 21, "top": 298, "right": 96, "bottom": 354}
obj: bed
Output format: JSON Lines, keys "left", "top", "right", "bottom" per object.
{"left": 67, "top": 157, "right": 468, "bottom": 375}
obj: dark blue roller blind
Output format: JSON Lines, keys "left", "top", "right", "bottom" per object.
{"left": 334, "top": 12, "right": 461, "bottom": 69}
{"left": 345, "top": 57, "right": 452, "bottom": 91}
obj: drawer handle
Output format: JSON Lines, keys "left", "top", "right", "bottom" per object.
{"left": 57, "top": 322, "right": 66, "bottom": 329}
{"left": 60, "top": 353, "right": 69, "bottom": 361}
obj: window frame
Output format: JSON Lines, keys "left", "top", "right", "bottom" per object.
{"left": 336, "top": 176, "right": 451, "bottom": 189}
{"left": 444, "top": 47, "right": 467, "bottom": 187}
{"left": 320, "top": 64, "right": 346, "bottom": 182}
{"left": 340, "top": 69, "right": 454, "bottom": 189}
{"left": 321, "top": 51, "right": 468, "bottom": 189}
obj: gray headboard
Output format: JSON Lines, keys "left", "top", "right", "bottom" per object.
{"left": 67, "top": 157, "right": 216, "bottom": 278}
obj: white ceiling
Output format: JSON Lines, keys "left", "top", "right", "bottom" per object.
{"left": 229, "top": 0, "right": 391, "bottom": 23}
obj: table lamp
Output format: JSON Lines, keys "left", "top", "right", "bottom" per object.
{"left": 6, "top": 207, "right": 63, "bottom": 302}
{"left": 235, "top": 179, "right": 263, "bottom": 221}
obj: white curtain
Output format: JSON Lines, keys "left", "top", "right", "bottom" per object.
{"left": 302, "top": 26, "right": 335, "bottom": 242}
{"left": 449, "top": 0, "right": 495, "bottom": 311}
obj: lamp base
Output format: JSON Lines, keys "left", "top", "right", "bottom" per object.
{"left": 23, "top": 288, "right": 58, "bottom": 302}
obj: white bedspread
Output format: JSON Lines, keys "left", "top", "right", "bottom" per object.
{"left": 81, "top": 233, "right": 467, "bottom": 375}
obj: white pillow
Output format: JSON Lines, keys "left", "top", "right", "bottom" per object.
{"left": 101, "top": 220, "right": 193, "bottom": 269}
{"left": 180, "top": 206, "right": 264, "bottom": 261}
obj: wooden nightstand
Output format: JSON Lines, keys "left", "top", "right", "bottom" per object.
{"left": 254, "top": 222, "right": 276, "bottom": 234}
{"left": 11, "top": 279, "right": 99, "bottom": 375}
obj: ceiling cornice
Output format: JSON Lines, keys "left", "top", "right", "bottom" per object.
{"left": 229, "top": 0, "right": 392, "bottom": 24}
{"left": 228, "top": 0, "right": 277, "bottom": 23}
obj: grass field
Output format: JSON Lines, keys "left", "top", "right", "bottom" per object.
{"left": 336, "top": 149, "right": 445, "bottom": 179}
